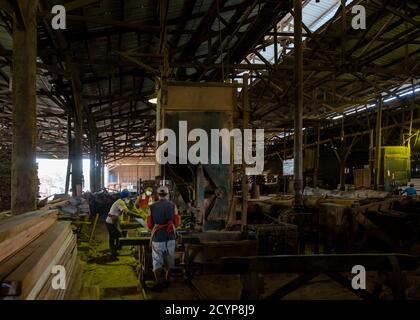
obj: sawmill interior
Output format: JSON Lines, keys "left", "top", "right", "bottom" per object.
{"left": 0, "top": 0, "right": 420, "bottom": 301}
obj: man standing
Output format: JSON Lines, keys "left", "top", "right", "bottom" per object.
{"left": 147, "top": 186, "right": 180, "bottom": 289}
{"left": 106, "top": 189, "right": 142, "bottom": 260}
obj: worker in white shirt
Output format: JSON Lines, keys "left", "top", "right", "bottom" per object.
{"left": 106, "top": 189, "right": 142, "bottom": 260}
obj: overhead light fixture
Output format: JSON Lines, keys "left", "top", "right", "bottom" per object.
{"left": 148, "top": 97, "right": 157, "bottom": 104}
{"left": 148, "top": 92, "right": 157, "bottom": 105}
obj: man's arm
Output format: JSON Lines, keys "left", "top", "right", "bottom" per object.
{"left": 134, "top": 196, "right": 141, "bottom": 209}
{"left": 127, "top": 209, "right": 142, "bottom": 218}
{"left": 117, "top": 199, "right": 140, "bottom": 217}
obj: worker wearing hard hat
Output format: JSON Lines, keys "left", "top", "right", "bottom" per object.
{"left": 106, "top": 189, "right": 143, "bottom": 260}
{"left": 147, "top": 186, "right": 180, "bottom": 289}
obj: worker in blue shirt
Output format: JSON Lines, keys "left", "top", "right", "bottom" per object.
{"left": 402, "top": 183, "right": 417, "bottom": 196}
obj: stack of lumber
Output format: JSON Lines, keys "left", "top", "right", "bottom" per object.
{"left": 0, "top": 210, "right": 81, "bottom": 300}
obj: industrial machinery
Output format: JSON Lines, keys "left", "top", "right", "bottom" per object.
{"left": 380, "top": 146, "right": 410, "bottom": 192}
{"left": 156, "top": 82, "right": 236, "bottom": 230}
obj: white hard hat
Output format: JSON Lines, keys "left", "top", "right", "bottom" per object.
{"left": 157, "top": 186, "right": 169, "bottom": 196}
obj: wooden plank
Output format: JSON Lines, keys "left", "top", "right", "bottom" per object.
{"left": 0, "top": 222, "right": 57, "bottom": 280}
{"left": 0, "top": 222, "right": 72, "bottom": 298}
{"left": 27, "top": 233, "right": 76, "bottom": 300}
{"left": 35, "top": 237, "right": 77, "bottom": 300}
{"left": 0, "top": 210, "right": 58, "bottom": 243}
{"left": 63, "top": 258, "right": 82, "bottom": 300}
{"left": 0, "top": 216, "right": 57, "bottom": 263}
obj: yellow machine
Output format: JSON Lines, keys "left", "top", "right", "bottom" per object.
{"left": 380, "top": 146, "right": 410, "bottom": 192}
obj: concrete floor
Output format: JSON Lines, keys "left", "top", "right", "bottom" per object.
{"left": 76, "top": 221, "right": 420, "bottom": 300}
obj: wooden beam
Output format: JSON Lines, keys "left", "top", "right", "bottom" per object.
{"left": 39, "top": 12, "right": 161, "bottom": 33}
{"left": 241, "top": 73, "right": 249, "bottom": 230}
{"left": 375, "top": 96, "right": 382, "bottom": 190}
{"left": 70, "top": 65, "right": 84, "bottom": 197}
{"left": 117, "top": 51, "right": 160, "bottom": 75}
{"left": 11, "top": 0, "right": 38, "bottom": 215}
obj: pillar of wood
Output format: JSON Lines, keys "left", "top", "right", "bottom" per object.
{"left": 375, "top": 97, "right": 383, "bottom": 190}
{"left": 241, "top": 73, "right": 250, "bottom": 229}
{"left": 65, "top": 115, "right": 72, "bottom": 195}
{"left": 293, "top": 0, "right": 304, "bottom": 208}
{"left": 11, "top": 0, "right": 39, "bottom": 214}
{"left": 95, "top": 144, "right": 102, "bottom": 190}
{"left": 101, "top": 161, "right": 105, "bottom": 189}
{"left": 314, "top": 126, "right": 320, "bottom": 187}
{"left": 70, "top": 67, "right": 84, "bottom": 197}
{"left": 369, "top": 129, "right": 374, "bottom": 188}
{"left": 89, "top": 141, "right": 96, "bottom": 192}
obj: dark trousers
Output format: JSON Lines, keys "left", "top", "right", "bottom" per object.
{"left": 106, "top": 223, "right": 121, "bottom": 257}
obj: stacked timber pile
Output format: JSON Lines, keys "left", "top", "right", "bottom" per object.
{"left": 0, "top": 210, "right": 81, "bottom": 300}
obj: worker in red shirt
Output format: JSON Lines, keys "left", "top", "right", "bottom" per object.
{"left": 136, "top": 186, "right": 154, "bottom": 210}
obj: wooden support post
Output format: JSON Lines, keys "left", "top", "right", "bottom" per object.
{"left": 408, "top": 109, "right": 413, "bottom": 149}
{"left": 70, "top": 67, "right": 84, "bottom": 197}
{"left": 89, "top": 140, "right": 96, "bottom": 192}
{"left": 11, "top": 0, "right": 38, "bottom": 214}
{"left": 314, "top": 126, "right": 320, "bottom": 187}
{"left": 273, "top": 24, "right": 278, "bottom": 65}
{"left": 65, "top": 115, "right": 72, "bottom": 195}
{"left": 339, "top": 160, "right": 346, "bottom": 191}
{"left": 375, "top": 96, "right": 382, "bottom": 190}
{"left": 242, "top": 73, "right": 250, "bottom": 229}
{"left": 332, "top": 136, "right": 358, "bottom": 191}
{"left": 95, "top": 144, "right": 102, "bottom": 190}
{"left": 88, "top": 119, "right": 98, "bottom": 192}
{"left": 101, "top": 162, "right": 105, "bottom": 189}
{"left": 293, "top": 0, "right": 304, "bottom": 208}
{"left": 368, "top": 129, "right": 373, "bottom": 188}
